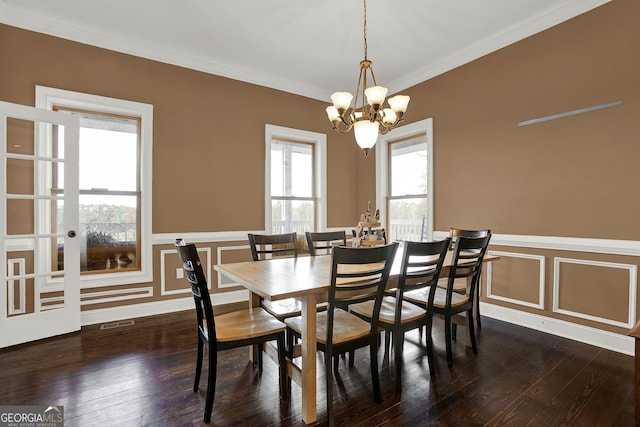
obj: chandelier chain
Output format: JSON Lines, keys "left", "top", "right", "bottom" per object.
{"left": 363, "top": 0, "right": 368, "bottom": 60}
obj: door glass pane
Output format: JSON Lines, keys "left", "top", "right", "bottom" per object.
{"left": 6, "top": 199, "right": 34, "bottom": 235}
{"left": 6, "top": 118, "right": 34, "bottom": 156}
{"left": 6, "top": 159, "right": 34, "bottom": 195}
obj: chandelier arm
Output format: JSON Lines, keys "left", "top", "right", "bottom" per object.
{"left": 368, "top": 65, "right": 378, "bottom": 87}
{"left": 331, "top": 121, "right": 354, "bottom": 134}
{"left": 353, "top": 68, "right": 365, "bottom": 116}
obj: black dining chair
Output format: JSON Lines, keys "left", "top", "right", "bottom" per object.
{"left": 175, "top": 239, "right": 288, "bottom": 423}
{"left": 285, "top": 243, "right": 399, "bottom": 426}
{"left": 248, "top": 232, "right": 303, "bottom": 320}
{"left": 405, "top": 234, "right": 491, "bottom": 367}
{"left": 438, "top": 228, "right": 491, "bottom": 331}
{"left": 349, "top": 238, "right": 450, "bottom": 391}
{"left": 305, "top": 230, "right": 347, "bottom": 256}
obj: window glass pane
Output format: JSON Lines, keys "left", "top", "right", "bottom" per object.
{"left": 291, "top": 149, "right": 312, "bottom": 197}
{"left": 79, "top": 120, "right": 137, "bottom": 191}
{"left": 389, "top": 197, "right": 428, "bottom": 241}
{"left": 79, "top": 194, "right": 138, "bottom": 272}
{"left": 390, "top": 139, "right": 428, "bottom": 196}
{"left": 271, "top": 199, "right": 314, "bottom": 235}
{"left": 271, "top": 146, "right": 284, "bottom": 197}
{"left": 270, "top": 140, "right": 312, "bottom": 197}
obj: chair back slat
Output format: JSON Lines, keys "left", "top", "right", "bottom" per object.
{"left": 305, "top": 231, "right": 347, "bottom": 256}
{"left": 248, "top": 233, "right": 297, "bottom": 261}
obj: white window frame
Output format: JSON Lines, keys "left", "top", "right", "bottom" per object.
{"left": 376, "top": 118, "right": 434, "bottom": 241}
{"left": 265, "top": 124, "right": 326, "bottom": 234}
{"left": 36, "top": 86, "right": 153, "bottom": 288}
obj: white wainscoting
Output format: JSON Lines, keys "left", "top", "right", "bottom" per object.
{"left": 94, "top": 230, "right": 637, "bottom": 355}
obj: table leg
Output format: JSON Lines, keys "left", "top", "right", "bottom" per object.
{"left": 301, "top": 294, "right": 317, "bottom": 424}
{"left": 249, "top": 291, "right": 261, "bottom": 362}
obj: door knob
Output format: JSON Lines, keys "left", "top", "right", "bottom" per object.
{"left": 68, "top": 230, "right": 77, "bottom": 238}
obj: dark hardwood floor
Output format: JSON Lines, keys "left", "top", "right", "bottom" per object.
{"left": 0, "top": 310, "right": 634, "bottom": 426}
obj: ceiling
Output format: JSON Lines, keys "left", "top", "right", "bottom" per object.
{"left": 0, "top": 0, "right": 610, "bottom": 101}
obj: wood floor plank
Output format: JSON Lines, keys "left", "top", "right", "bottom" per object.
{"left": 0, "top": 311, "right": 634, "bottom": 426}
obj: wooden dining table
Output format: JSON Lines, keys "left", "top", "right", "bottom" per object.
{"left": 214, "top": 242, "right": 499, "bottom": 424}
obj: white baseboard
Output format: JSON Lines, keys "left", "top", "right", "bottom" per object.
{"left": 481, "top": 302, "right": 634, "bottom": 356}
{"left": 81, "top": 289, "right": 249, "bottom": 326}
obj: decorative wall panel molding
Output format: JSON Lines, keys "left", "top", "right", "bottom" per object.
{"left": 80, "top": 289, "right": 249, "bottom": 326}
{"left": 160, "top": 247, "right": 212, "bottom": 296}
{"left": 486, "top": 251, "right": 545, "bottom": 310}
{"left": 80, "top": 287, "right": 154, "bottom": 306}
{"left": 553, "top": 257, "right": 637, "bottom": 329}
{"left": 216, "top": 245, "right": 250, "bottom": 288}
{"left": 7, "top": 258, "right": 26, "bottom": 315}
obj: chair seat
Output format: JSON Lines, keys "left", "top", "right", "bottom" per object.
{"left": 262, "top": 298, "right": 329, "bottom": 321}
{"left": 262, "top": 298, "right": 303, "bottom": 319}
{"left": 436, "top": 277, "right": 466, "bottom": 292}
{"left": 285, "top": 308, "right": 372, "bottom": 345}
{"left": 433, "top": 287, "right": 469, "bottom": 308}
{"left": 404, "top": 286, "right": 469, "bottom": 309}
{"left": 214, "top": 307, "right": 286, "bottom": 342}
{"left": 349, "top": 296, "right": 427, "bottom": 325}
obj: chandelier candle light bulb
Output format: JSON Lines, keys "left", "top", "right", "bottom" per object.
{"left": 325, "top": 0, "right": 410, "bottom": 155}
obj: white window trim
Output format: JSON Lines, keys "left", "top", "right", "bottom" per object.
{"left": 376, "top": 118, "right": 434, "bottom": 241}
{"left": 36, "top": 85, "right": 153, "bottom": 288}
{"left": 265, "top": 124, "right": 327, "bottom": 234}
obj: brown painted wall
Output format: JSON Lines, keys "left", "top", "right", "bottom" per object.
{"left": 387, "top": 0, "right": 640, "bottom": 239}
{"left": 0, "top": 24, "right": 359, "bottom": 231}
{"left": 2, "top": 0, "right": 639, "bottom": 337}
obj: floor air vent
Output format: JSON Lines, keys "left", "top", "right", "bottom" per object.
{"left": 100, "top": 319, "right": 135, "bottom": 330}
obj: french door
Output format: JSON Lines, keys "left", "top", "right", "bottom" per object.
{"left": 0, "top": 100, "right": 80, "bottom": 348}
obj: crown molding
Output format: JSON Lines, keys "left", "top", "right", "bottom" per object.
{"left": 387, "top": 0, "right": 612, "bottom": 94}
{"left": 1, "top": 0, "right": 611, "bottom": 101}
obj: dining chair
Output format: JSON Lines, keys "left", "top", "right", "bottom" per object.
{"left": 285, "top": 242, "right": 399, "bottom": 426}
{"left": 438, "top": 228, "right": 491, "bottom": 331}
{"left": 305, "top": 230, "right": 352, "bottom": 367}
{"left": 305, "top": 230, "right": 347, "bottom": 256}
{"left": 348, "top": 238, "right": 450, "bottom": 392}
{"left": 405, "top": 234, "right": 491, "bottom": 367}
{"left": 248, "top": 232, "right": 302, "bottom": 320}
{"left": 175, "top": 239, "right": 288, "bottom": 423}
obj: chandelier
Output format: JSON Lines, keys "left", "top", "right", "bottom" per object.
{"left": 325, "top": 0, "right": 410, "bottom": 155}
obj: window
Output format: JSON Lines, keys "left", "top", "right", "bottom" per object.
{"left": 265, "top": 125, "right": 326, "bottom": 234}
{"left": 376, "top": 119, "right": 433, "bottom": 242}
{"left": 37, "top": 86, "right": 153, "bottom": 287}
